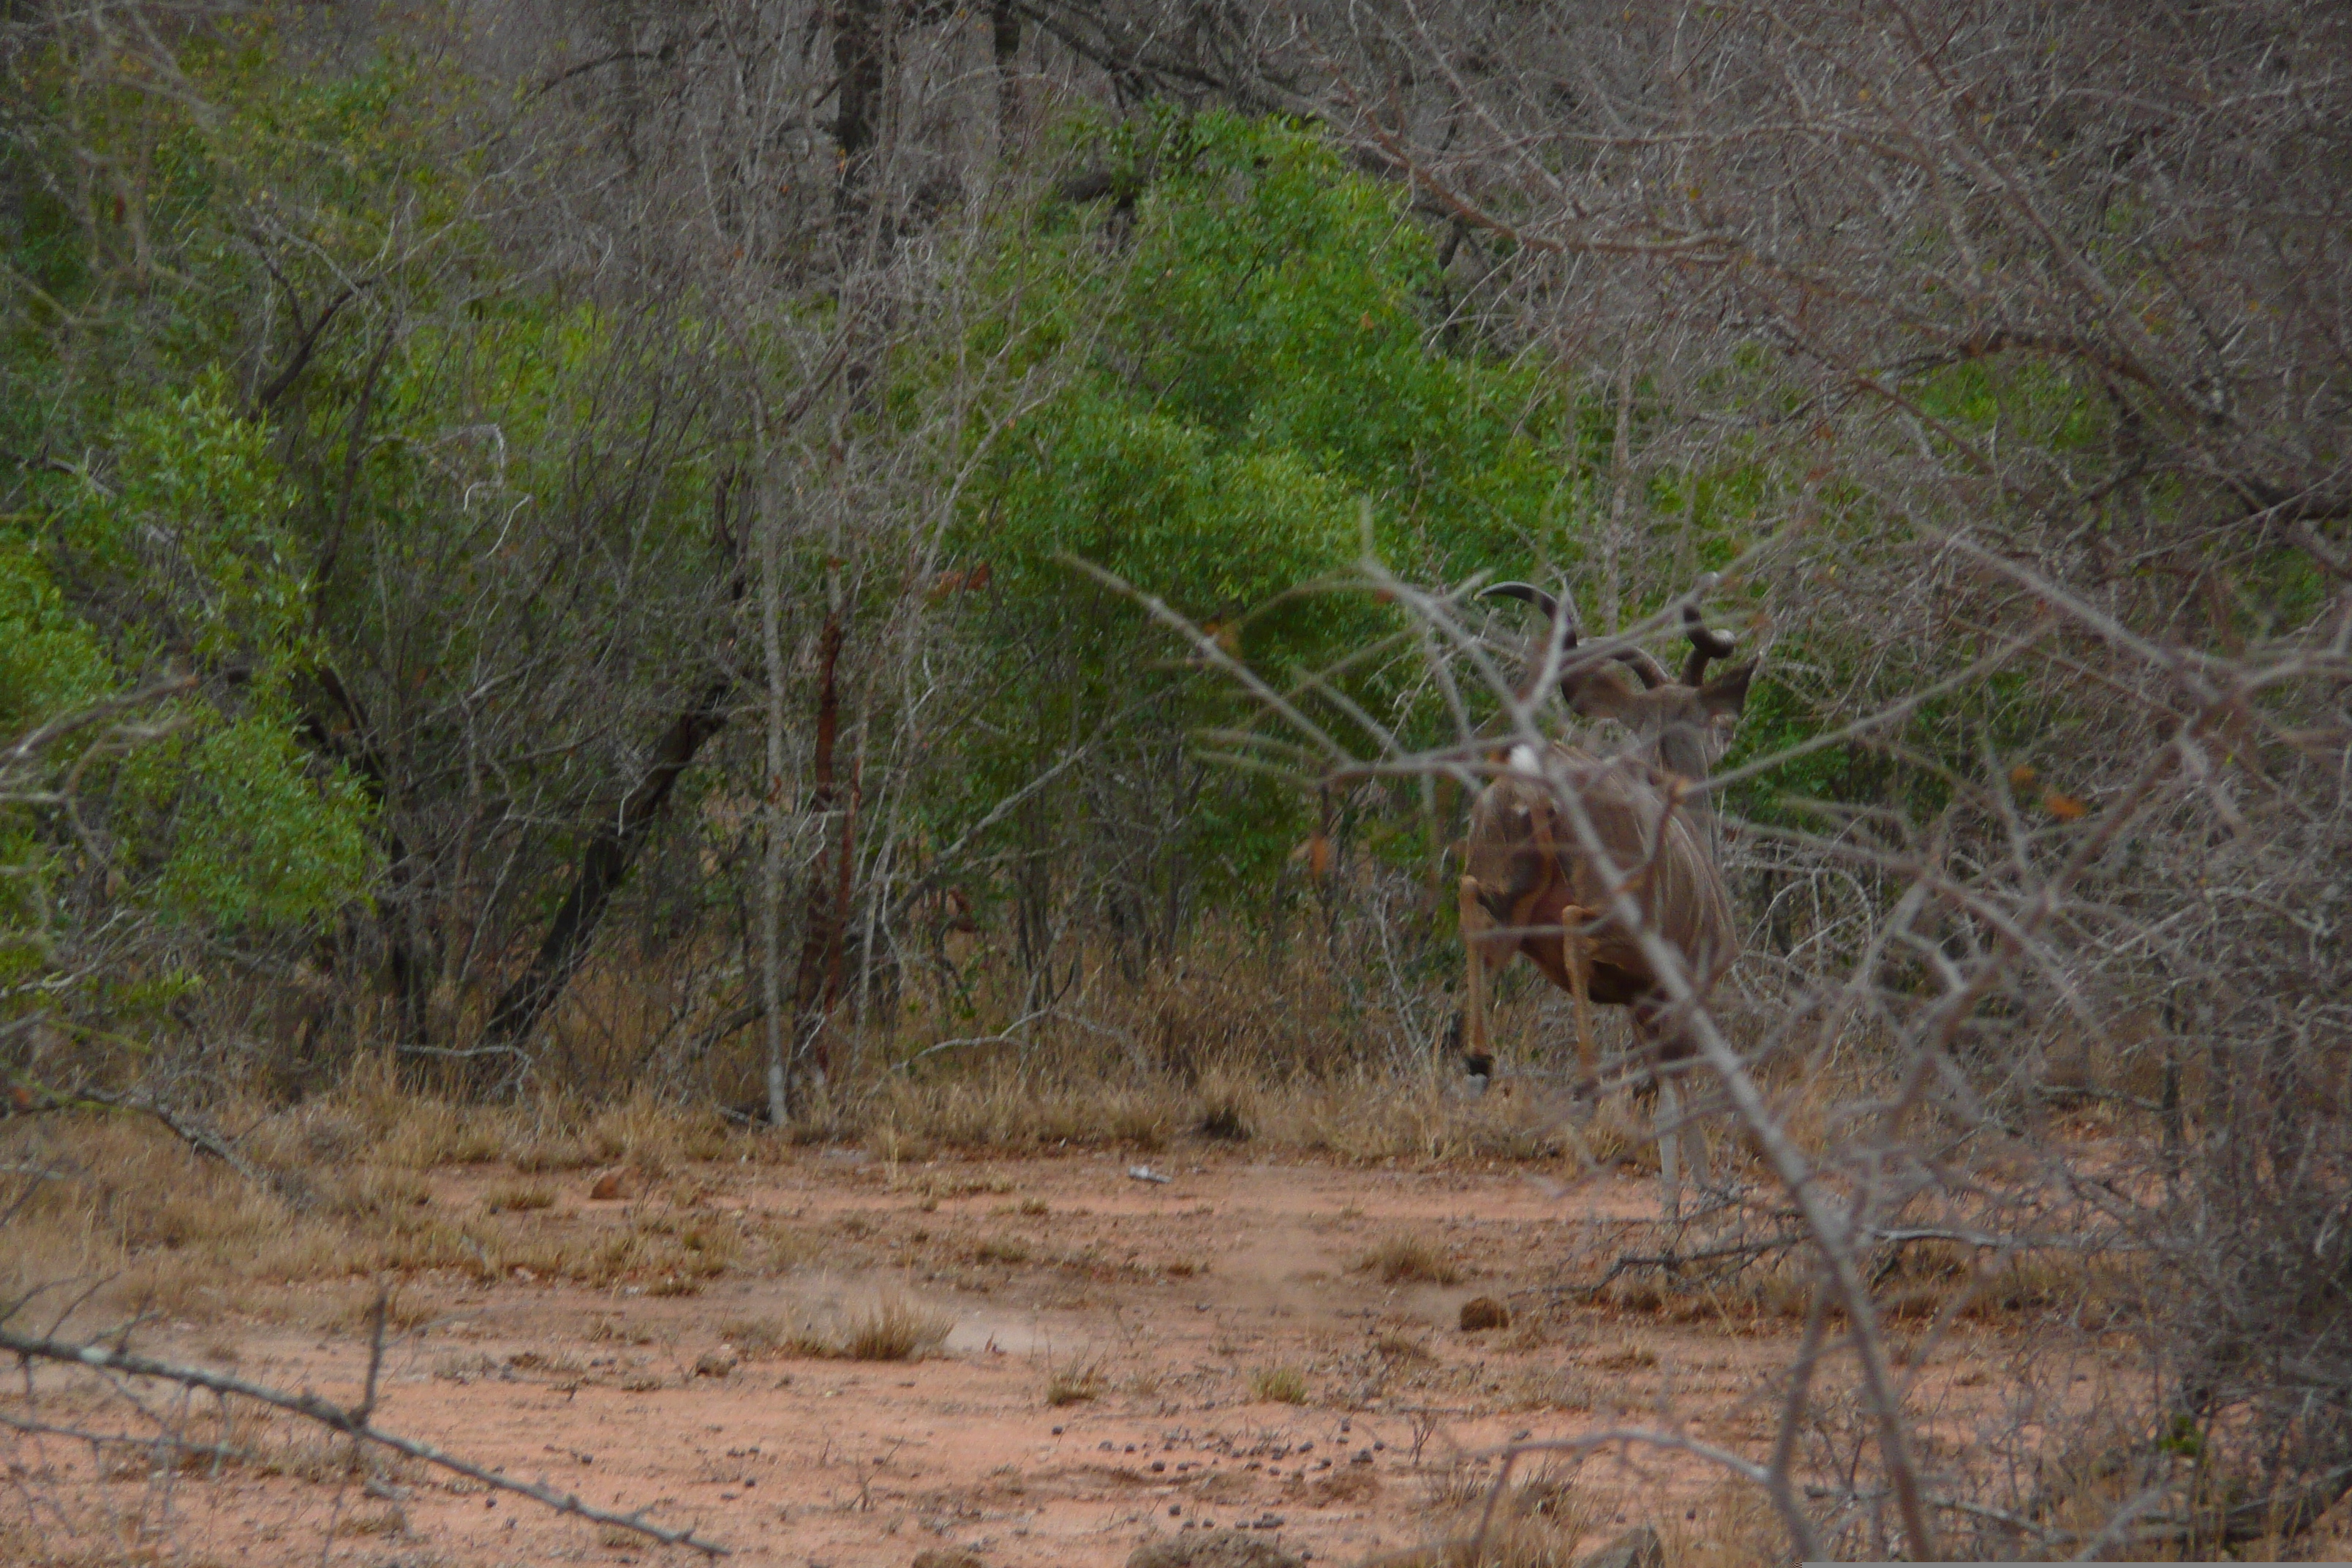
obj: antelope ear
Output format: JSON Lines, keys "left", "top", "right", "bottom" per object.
{"left": 1563, "top": 663, "right": 1643, "bottom": 722}
{"left": 1697, "top": 659, "right": 1756, "bottom": 719}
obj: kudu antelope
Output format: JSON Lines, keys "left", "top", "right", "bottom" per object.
{"left": 1458, "top": 583, "right": 1757, "bottom": 1215}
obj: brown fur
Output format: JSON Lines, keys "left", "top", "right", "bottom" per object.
{"left": 1461, "top": 750, "right": 1735, "bottom": 1067}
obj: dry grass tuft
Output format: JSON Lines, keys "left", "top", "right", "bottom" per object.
{"left": 1249, "top": 1365, "right": 1309, "bottom": 1404}
{"left": 483, "top": 1181, "right": 556, "bottom": 1212}
{"left": 1567, "top": 1093, "right": 1658, "bottom": 1172}
{"left": 765, "top": 1296, "right": 954, "bottom": 1361}
{"left": 509, "top": 1134, "right": 598, "bottom": 1172}
{"left": 331, "top": 1504, "right": 408, "bottom": 1539}
{"left": 973, "top": 1234, "right": 1031, "bottom": 1265}
{"left": 1046, "top": 1360, "right": 1105, "bottom": 1406}
{"left": 717, "top": 1314, "right": 793, "bottom": 1359}
{"left": 870, "top": 1071, "right": 1176, "bottom": 1152}
{"left": 1360, "top": 1232, "right": 1465, "bottom": 1286}
{"left": 839, "top": 1295, "right": 954, "bottom": 1361}
{"left": 1395, "top": 1469, "right": 1597, "bottom": 1567}
{"left": 1667, "top": 1482, "right": 1787, "bottom": 1568}
{"left": 319, "top": 1164, "right": 434, "bottom": 1218}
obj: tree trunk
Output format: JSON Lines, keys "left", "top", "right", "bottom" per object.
{"left": 298, "top": 666, "right": 429, "bottom": 1046}
{"left": 481, "top": 474, "right": 746, "bottom": 1058}
{"left": 760, "top": 476, "right": 791, "bottom": 1124}
{"left": 480, "top": 679, "right": 732, "bottom": 1051}
{"left": 992, "top": 0, "right": 1022, "bottom": 146}
{"left": 786, "top": 611, "right": 848, "bottom": 1085}
{"left": 832, "top": 0, "right": 885, "bottom": 219}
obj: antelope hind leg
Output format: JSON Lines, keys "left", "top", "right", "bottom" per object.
{"left": 1560, "top": 905, "right": 1597, "bottom": 1092}
{"left": 1656, "top": 1072, "right": 1684, "bottom": 1224}
{"left": 1678, "top": 1061, "right": 1712, "bottom": 1196}
{"left": 1457, "top": 877, "right": 1496, "bottom": 1076}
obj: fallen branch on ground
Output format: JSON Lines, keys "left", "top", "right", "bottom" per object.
{"left": 45, "top": 1087, "right": 315, "bottom": 1212}
{"left": 0, "top": 1317, "right": 729, "bottom": 1556}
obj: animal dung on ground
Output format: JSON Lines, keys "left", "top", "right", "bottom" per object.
{"left": 1459, "top": 1295, "right": 1511, "bottom": 1331}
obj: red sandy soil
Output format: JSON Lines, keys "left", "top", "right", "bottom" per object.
{"left": 5, "top": 1149, "right": 2048, "bottom": 1567}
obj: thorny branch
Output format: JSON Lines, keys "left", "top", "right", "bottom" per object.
{"left": 0, "top": 1321, "right": 730, "bottom": 1556}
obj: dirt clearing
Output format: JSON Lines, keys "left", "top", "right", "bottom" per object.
{"left": 3, "top": 1145, "right": 2062, "bottom": 1567}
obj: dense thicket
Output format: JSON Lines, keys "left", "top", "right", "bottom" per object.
{"left": 3, "top": 0, "right": 2347, "bottom": 1559}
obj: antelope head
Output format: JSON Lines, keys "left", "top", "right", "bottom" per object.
{"left": 1480, "top": 582, "right": 1757, "bottom": 801}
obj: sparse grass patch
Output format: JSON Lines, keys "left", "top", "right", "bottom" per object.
{"left": 331, "top": 1505, "right": 407, "bottom": 1539}
{"left": 1670, "top": 1480, "right": 1788, "bottom": 1568}
{"left": 483, "top": 1181, "right": 556, "bottom": 1212}
{"left": 1359, "top": 1232, "right": 1464, "bottom": 1286}
{"left": 772, "top": 1296, "right": 954, "bottom": 1361}
{"left": 1957, "top": 1249, "right": 2143, "bottom": 1327}
{"left": 320, "top": 1164, "right": 434, "bottom": 1218}
{"left": 1404, "top": 1469, "right": 1595, "bottom": 1567}
{"left": 870, "top": 1071, "right": 1175, "bottom": 1152}
{"left": 974, "top": 1234, "right": 1030, "bottom": 1264}
{"left": 1194, "top": 1096, "right": 1254, "bottom": 1142}
{"left": 578, "top": 1092, "right": 682, "bottom": 1167}
{"left": 1568, "top": 1093, "right": 1657, "bottom": 1172}
{"left": 717, "top": 1314, "right": 791, "bottom": 1358}
{"left": 432, "top": 1351, "right": 502, "bottom": 1383}
{"left": 370, "top": 1101, "right": 512, "bottom": 1172}
{"left": 1250, "top": 1365, "right": 1309, "bottom": 1403}
{"left": 589, "top": 1316, "right": 659, "bottom": 1346}
{"left": 509, "top": 1134, "right": 598, "bottom": 1172}
{"left": 1046, "top": 1360, "right": 1105, "bottom": 1406}
{"left": 330, "top": 1286, "right": 436, "bottom": 1333}
{"left": 895, "top": 1166, "right": 1014, "bottom": 1199}
{"left": 840, "top": 1295, "right": 954, "bottom": 1361}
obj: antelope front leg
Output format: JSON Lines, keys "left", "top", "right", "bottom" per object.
{"left": 1457, "top": 877, "right": 1496, "bottom": 1075}
{"left": 1560, "top": 905, "right": 1597, "bottom": 1091}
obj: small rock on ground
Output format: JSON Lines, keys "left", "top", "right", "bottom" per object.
{"left": 1126, "top": 1529, "right": 1305, "bottom": 1568}
{"left": 1458, "top": 1295, "right": 1511, "bottom": 1331}
{"left": 1576, "top": 1525, "right": 1664, "bottom": 1568}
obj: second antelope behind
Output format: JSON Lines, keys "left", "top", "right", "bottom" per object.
{"left": 1458, "top": 581, "right": 1759, "bottom": 1219}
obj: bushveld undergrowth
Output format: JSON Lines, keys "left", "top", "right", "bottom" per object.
{"left": 6, "top": 0, "right": 2347, "bottom": 1560}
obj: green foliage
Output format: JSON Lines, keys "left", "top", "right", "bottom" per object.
{"left": 947, "top": 110, "right": 1575, "bottom": 896}
{"left": 48, "top": 372, "right": 312, "bottom": 671}
{"left": 0, "top": 543, "right": 110, "bottom": 737}
{"left": 975, "top": 110, "right": 1566, "bottom": 611}
{"left": 7, "top": 377, "right": 374, "bottom": 943}
{"left": 146, "top": 714, "right": 374, "bottom": 930}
